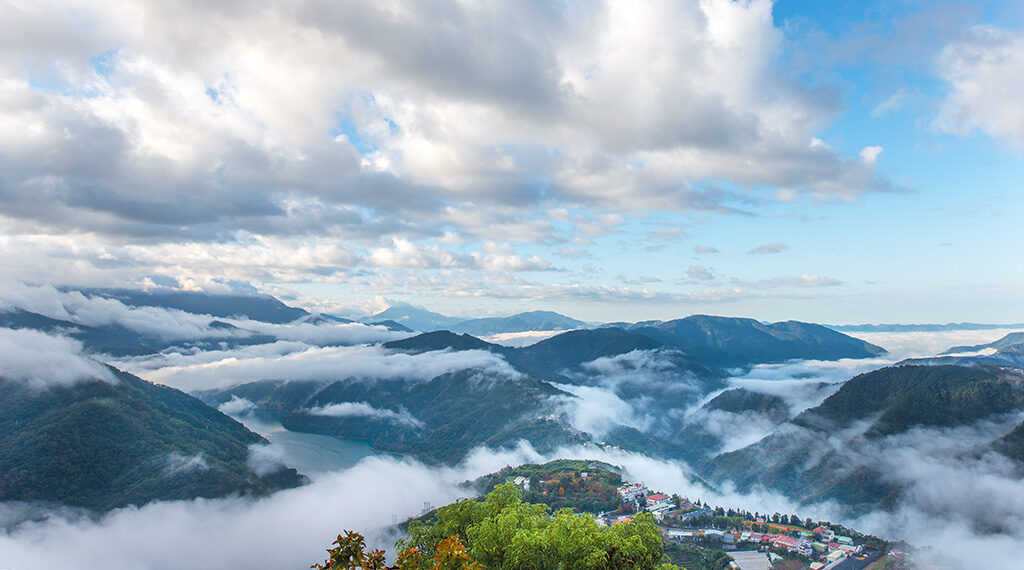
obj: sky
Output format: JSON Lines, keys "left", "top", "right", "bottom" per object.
{"left": 0, "top": 0, "right": 1022, "bottom": 324}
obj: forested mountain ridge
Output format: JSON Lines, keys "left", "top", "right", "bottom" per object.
{"left": 0, "top": 366, "right": 305, "bottom": 511}
{"left": 704, "top": 365, "right": 1024, "bottom": 512}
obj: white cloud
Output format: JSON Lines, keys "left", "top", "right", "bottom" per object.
{"left": 306, "top": 402, "right": 424, "bottom": 428}
{"left": 217, "top": 396, "right": 256, "bottom": 416}
{"left": 0, "top": 328, "right": 115, "bottom": 389}
{"left": 848, "top": 328, "right": 1021, "bottom": 360}
{"left": 0, "top": 0, "right": 893, "bottom": 281}
{"left": 0, "top": 282, "right": 239, "bottom": 341}
{"left": 224, "top": 318, "right": 410, "bottom": 346}
{"left": 724, "top": 357, "right": 893, "bottom": 416}
{"left": 859, "top": 145, "right": 883, "bottom": 166}
{"left": 936, "top": 26, "right": 1024, "bottom": 146}
{"left": 246, "top": 444, "right": 290, "bottom": 477}
{"left": 132, "top": 344, "right": 521, "bottom": 392}
{"left": 481, "top": 329, "right": 569, "bottom": 348}
{"left": 551, "top": 383, "right": 653, "bottom": 438}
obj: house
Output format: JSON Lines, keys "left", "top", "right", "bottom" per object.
{"left": 728, "top": 550, "right": 770, "bottom": 570}
{"left": 666, "top": 529, "right": 696, "bottom": 541}
{"left": 617, "top": 483, "right": 648, "bottom": 502}
{"left": 826, "top": 550, "right": 845, "bottom": 564}
{"left": 772, "top": 535, "right": 801, "bottom": 550}
{"left": 646, "top": 494, "right": 672, "bottom": 512}
{"left": 771, "top": 535, "right": 811, "bottom": 555}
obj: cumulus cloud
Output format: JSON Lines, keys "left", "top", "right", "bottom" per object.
{"left": 306, "top": 402, "right": 424, "bottom": 429}
{"left": 936, "top": 26, "right": 1024, "bottom": 146}
{"left": 217, "top": 396, "right": 256, "bottom": 416}
{"left": 858, "top": 145, "right": 884, "bottom": 166}
{"left": 0, "top": 328, "right": 115, "bottom": 388}
{"left": 0, "top": 0, "right": 896, "bottom": 302}
{"left": 246, "top": 444, "right": 290, "bottom": 477}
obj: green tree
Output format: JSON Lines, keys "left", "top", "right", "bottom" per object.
{"left": 312, "top": 531, "right": 387, "bottom": 570}
{"left": 392, "top": 483, "right": 674, "bottom": 570}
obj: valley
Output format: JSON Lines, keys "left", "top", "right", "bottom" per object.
{"left": 2, "top": 286, "right": 1023, "bottom": 568}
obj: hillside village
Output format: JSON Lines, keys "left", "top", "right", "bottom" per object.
{"left": 483, "top": 461, "right": 911, "bottom": 570}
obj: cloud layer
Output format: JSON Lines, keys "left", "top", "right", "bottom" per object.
{"left": 0, "top": 328, "right": 114, "bottom": 388}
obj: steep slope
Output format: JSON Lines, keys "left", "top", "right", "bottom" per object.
{"left": 207, "top": 371, "right": 583, "bottom": 464}
{"left": 706, "top": 365, "right": 1024, "bottom": 511}
{"left": 203, "top": 328, "right": 724, "bottom": 464}
{"left": 0, "top": 367, "right": 304, "bottom": 511}
{"left": 621, "top": 315, "right": 886, "bottom": 369}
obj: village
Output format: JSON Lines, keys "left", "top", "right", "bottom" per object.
{"left": 594, "top": 481, "right": 905, "bottom": 570}
{"left": 479, "top": 460, "right": 911, "bottom": 569}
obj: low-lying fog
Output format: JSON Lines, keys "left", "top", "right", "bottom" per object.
{"left": 2, "top": 309, "right": 1022, "bottom": 569}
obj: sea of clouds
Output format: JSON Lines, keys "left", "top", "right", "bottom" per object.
{"left": 2, "top": 312, "right": 1023, "bottom": 569}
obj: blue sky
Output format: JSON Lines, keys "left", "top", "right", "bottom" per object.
{"left": 0, "top": 0, "right": 1021, "bottom": 323}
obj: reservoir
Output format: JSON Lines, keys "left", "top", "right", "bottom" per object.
{"left": 231, "top": 411, "right": 378, "bottom": 475}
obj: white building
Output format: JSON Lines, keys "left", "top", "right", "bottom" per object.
{"left": 728, "top": 550, "right": 770, "bottom": 570}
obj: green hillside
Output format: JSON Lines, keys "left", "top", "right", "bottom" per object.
{"left": 0, "top": 367, "right": 304, "bottom": 511}
{"left": 706, "top": 365, "right": 1024, "bottom": 512}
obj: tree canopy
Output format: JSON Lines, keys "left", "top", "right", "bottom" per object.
{"left": 314, "top": 483, "right": 676, "bottom": 569}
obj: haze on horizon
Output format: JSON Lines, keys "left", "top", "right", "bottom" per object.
{"left": 1, "top": 0, "right": 1022, "bottom": 324}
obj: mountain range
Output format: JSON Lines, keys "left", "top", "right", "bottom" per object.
{"left": 362, "top": 305, "right": 588, "bottom": 336}
{"left": 705, "top": 364, "right": 1024, "bottom": 512}
{"left": 197, "top": 321, "right": 882, "bottom": 466}
{"left": 900, "top": 331, "right": 1024, "bottom": 369}
{"left": 9, "top": 285, "right": 1023, "bottom": 522}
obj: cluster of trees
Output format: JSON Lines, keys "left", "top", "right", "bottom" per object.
{"left": 313, "top": 483, "right": 677, "bottom": 569}
{"left": 476, "top": 460, "right": 625, "bottom": 514}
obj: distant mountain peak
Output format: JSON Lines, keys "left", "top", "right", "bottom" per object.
{"left": 383, "top": 330, "right": 502, "bottom": 354}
